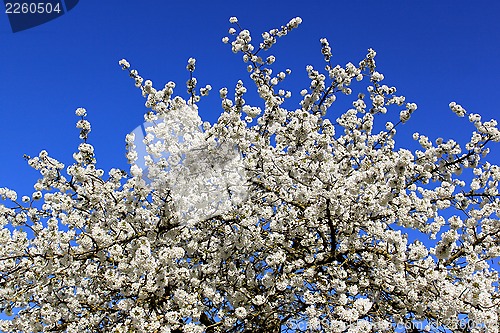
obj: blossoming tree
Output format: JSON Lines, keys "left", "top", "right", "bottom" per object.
{"left": 0, "top": 17, "right": 499, "bottom": 332}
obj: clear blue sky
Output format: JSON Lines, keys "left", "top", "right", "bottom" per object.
{"left": 1, "top": 0, "right": 500, "bottom": 201}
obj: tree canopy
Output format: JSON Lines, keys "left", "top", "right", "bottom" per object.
{"left": 0, "top": 17, "right": 499, "bottom": 333}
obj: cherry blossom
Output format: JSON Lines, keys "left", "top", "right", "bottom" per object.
{"left": 0, "top": 17, "right": 499, "bottom": 333}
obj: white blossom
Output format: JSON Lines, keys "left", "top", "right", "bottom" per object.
{"left": 0, "top": 16, "right": 498, "bottom": 333}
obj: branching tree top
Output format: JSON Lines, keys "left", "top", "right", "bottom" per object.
{"left": 0, "top": 17, "right": 499, "bottom": 333}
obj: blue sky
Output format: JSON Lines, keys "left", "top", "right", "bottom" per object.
{"left": 1, "top": 1, "right": 500, "bottom": 196}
